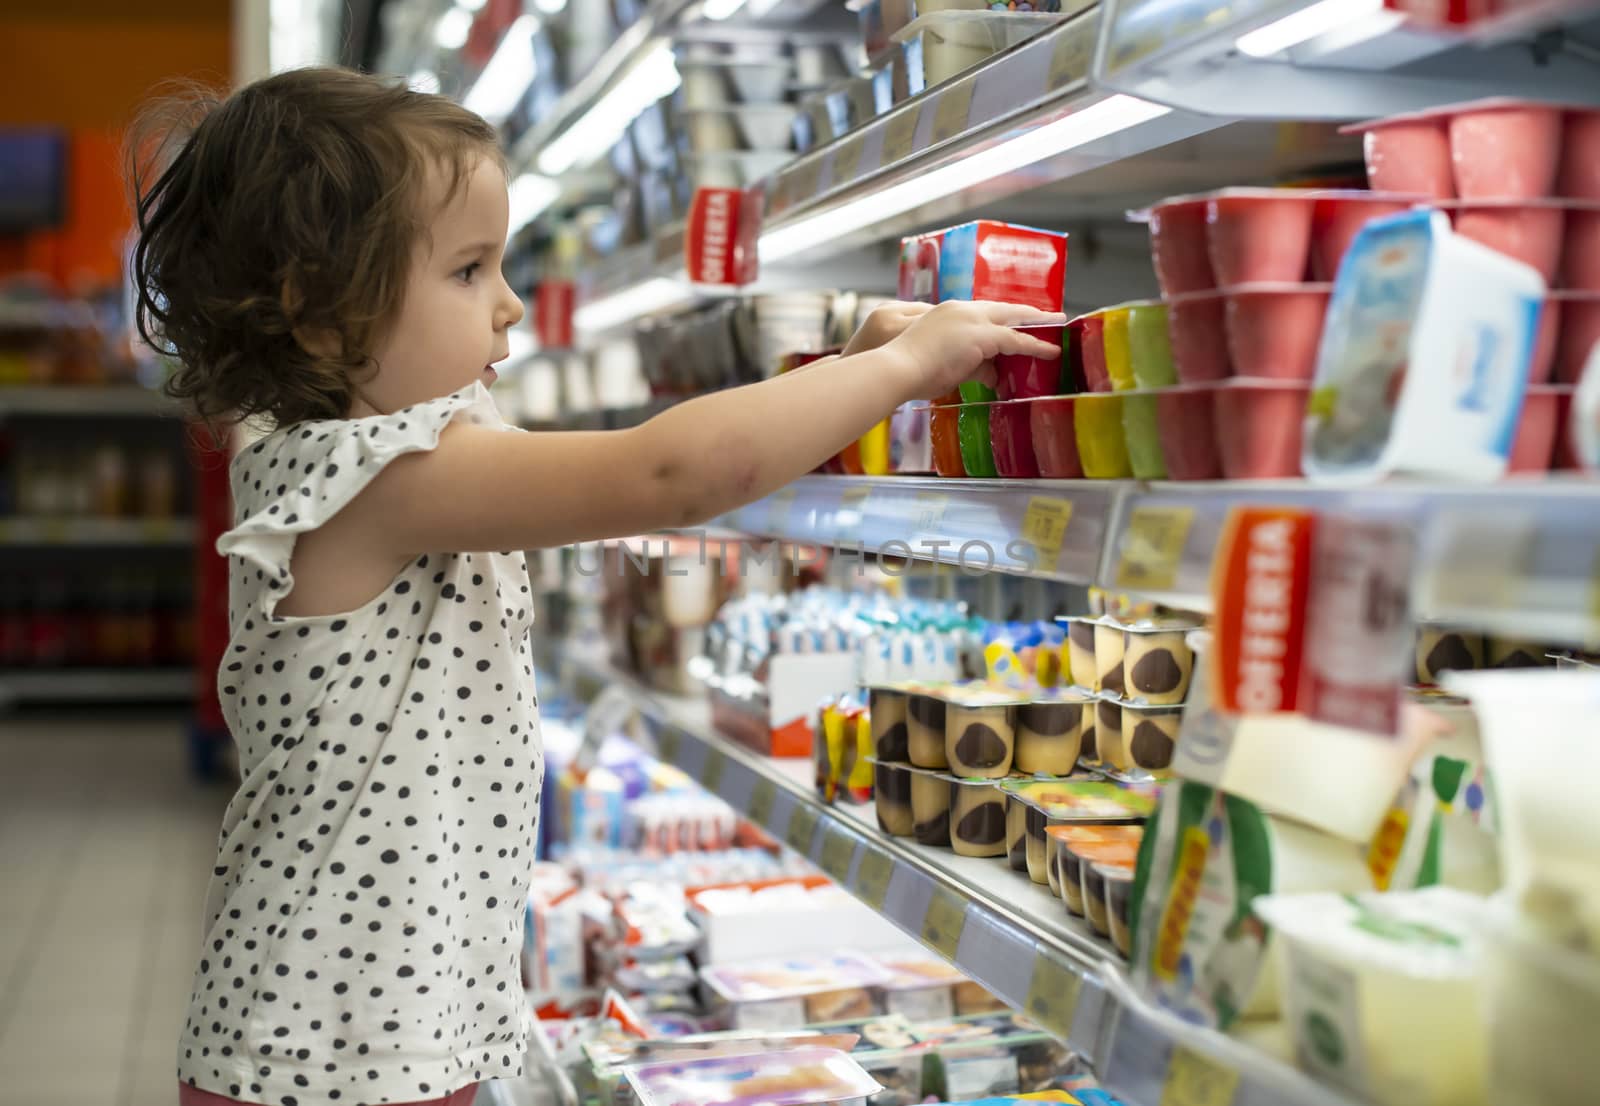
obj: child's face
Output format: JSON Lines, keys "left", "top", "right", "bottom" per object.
{"left": 364, "top": 153, "right": 524, "bottom": 413}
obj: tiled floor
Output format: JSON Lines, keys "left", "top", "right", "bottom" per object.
{"left": 0, "top": 711, "right": 229, "bottom": 1106}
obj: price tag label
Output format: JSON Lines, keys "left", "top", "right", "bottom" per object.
{"left": 882, "top": 105, "right": 922, "bottom": 165}
{"left": 1024, "top": 951, "right": 1083, "bottom": 1039}
{"left": 856, "top": 847, "right": 894, "bottom": 909}
{"left": 1160, "top": 1045, "right": 1239, "bottom": 1106}
{"left": 785, "top": 803, "right": 820, "bottom": 856}
{"left": 931, "top": 83, "right": 976, "bottom": 145}
{"left": 832, "top": 136, "right": 865, "bottom": 185}
{"left": 921, "top": 886, "right": 968, "bottom": 960}
{"left": 911, "top": 491, "right": 948, "bottom": 536}
{"left": 748, "top": 778, "right": 777, "bottom": 829}
{"left": 656, "top": 728, "right": 683, "bottom": 763}
{"left": 1021, "top": 496, "right": 1074, "bottom": 569}
{"left": 766, "top": 486, "right": 799, "bottom": 533}
{"left": 819, "top": 826, "right": 857, "bottom": 882}
{"left": 1049, "top": 21, "right": 1095, "bottom": 88}
{"left": 1115, "top": 506, "right": 1195, "bottom": 591}
{"left": 703, "top": 747, "right": 727, "bottom": 793}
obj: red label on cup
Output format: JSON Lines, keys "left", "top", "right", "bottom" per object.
{"left": 1383, "top": 0, "right": 1495, "bottom": 27}
{"left": 1211, "top": 507, "right": 1316, "bottom": 716}
{"left": 534, "top": 282, "right": 574, "bottom": 349}
{"left": 686, "top": 186, "right": 762, "bottom": 287}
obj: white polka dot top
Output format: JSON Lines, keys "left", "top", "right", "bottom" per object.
{"left": 179, "top": 383, "right": 543, "bottom": 1105}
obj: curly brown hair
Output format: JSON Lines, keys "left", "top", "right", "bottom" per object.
{"left": 130, "top": 67, "right": 503, "bottom": 428}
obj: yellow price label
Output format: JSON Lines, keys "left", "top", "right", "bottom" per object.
{"left": 911, "top": 491, "right": 949, "bottom": 536}
{"left": 856, "top": 847, "right": 894, "bottom": 909}
{"left": 748, "top": 778, "right": 777, "bottom": 829}
{"left": 1115, "top": 506, "right": 1195, "bottom": 591}
{"left": 1049, "top": 21, "right": 1096, "bottom": 89}
{"left": 833, "top": 136, "right": 865, "bottom": 185}
{"left": 703, "top": 748, "right": 727, "bottom": 793}
{"left": 1160, "top": 1045, "right": 1239, "bottom": 1106}
{"left": 1024, "top": 952, "right": 1083, "bottom": 1040}
{"left": 819, "top": 827, "right": 857, "bottom": 882}
{"left": 656, "top": 728, "right": 683, "bottom": 763}
{"left": 931, "top": 84, "right": 975, "bottom": 145}
{"left": 766, "top": 487, "right": 799, "bottom": 533}
{"left": 1021, "top": 496, "right": 1074, "bottom": 569}
{"left": 882, "top": 105, "right": 922, "bottom": 165}
{"left": 785, "top": 803, "right": 820, "bottom": 855}
{"left": 921, "top": 886, "right": 968, "bottom": 960}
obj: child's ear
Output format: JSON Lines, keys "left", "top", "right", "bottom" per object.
{"left": 281, "top": 277, "right": 340, "bottom": 359}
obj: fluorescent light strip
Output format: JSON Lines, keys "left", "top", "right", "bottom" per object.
{"left": 573, "top": 277, "right": 695, "bottom": 334}
{"left": 463, "top": 15, "right": 542, "bottom": 126}
{"left": 537, "top": 41, "right": 681, "bottom": 176}
{"left": 1235, "top": 0, "right": 1385, "bottom": 57}
{"left": 760, "top": 94, "right": 1172, "bottom": 263}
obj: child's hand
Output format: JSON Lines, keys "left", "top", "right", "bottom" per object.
{"left": 882, "top": 301, "right": 1065, "bottom": 401}
{"left": 843, "top": 301, "right": 934, "bottom": 357}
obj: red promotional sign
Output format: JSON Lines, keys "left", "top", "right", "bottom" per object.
{"left": 534, "top": 281, "right": 574, "bottom": 350}
{"left": 1210, "top": 507, "right": 1316, "bottom": 716}
{"left": 686, "top": 186, "right": 763, "bottom": 288}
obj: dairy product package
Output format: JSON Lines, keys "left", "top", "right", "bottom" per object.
{"left": 1128, "top": 781, "right": 1376, "bottom": 1027}
{"left": 1253, "top": 888, "right": 1488, "bottom": 1106}
{"left": 1368, "top": 752, "right": 1500, "bottom": 895}
{"left": 625, "top": 1046, "right": 883, "bottom": 1106}
{"left": 1304, "top": 208, "right": 1545, "bottom": 482}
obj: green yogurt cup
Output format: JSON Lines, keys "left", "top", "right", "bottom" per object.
{"left": 1127, "top": 300, "right": 1177, "bottom": 388}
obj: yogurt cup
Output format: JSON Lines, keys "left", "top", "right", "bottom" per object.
{"left": 989, "top": 401, "right": 1040, "bottom": 479}
{"left": 1449, "top": 99, "right": 1563, "bottom": 200}
{"left": 1015, "top": 694, "right": 1093, "bottom": 776}
{"left": 1224, "top": 284, "right": 1333, "bottom": 381}
{"left": 1127, "top": 300, "right": 1177, "bottom": 388}
{"left": 1166, "top": 290, "right": 1232, "bottom": 383}
{"left": 907, "top": 693, "right": 949, "bottom": 769}
{"left": 1147, "top": 195, "right": 1216, "bottom": 294}
{"left": 1207, "top": 189, "right": 1315, "bottom": 285}
{"left": 1558, "top": 108, "right": 1600, "bottom": 199}
{"left": 1073, "top": 394, "right": 1131, "bottom": 478}
{"left": 994, "top": 325, "right": 1066, "bottom": 399}
{"left": 1101, "top": 864, "right": 1138, "bottom": 956}
{"left": 930, "top": 400, "right": 965, "bottom": 477}
{"left": 1562, "top": 208, "right": 1600, "bottom": 290}
{"left": 1447, "top": 201, "right": 1565, "bottom": 283}
{"left": 944, "top": 697, "right": 1016, "bottom": 779}
{"left": 1215, "top": 379, "right": 1311, "bottom": 479}
{"left": 1122, "top": 623, "right": 1198, "bottom": 705}
{"left": 1120, "top": 394, "right": 1167, "bottom": 480}
{"left": 949, "top": 776, "right": 1008, "bottom": 859}
{"left": 1507, "top": 384, "right": 1572, "bottom": 473}
{"left": 1357, "top": 117, "right": 1454, "bottom": 199}
{"left": 909, "top": 764, "right": 953, "bottom": 846}
{"left": 956, "top": 403, "right": 997, "bottom": 477}
{"left": 874, "top": 760, "right": 915, "bottom": 836}
{"left": 1029, "top": 396, "right": 1084, "bottom": 478}
{"left": 1311, "top": 192, "right": 1418, "bottom": 281}
{"left": 1555, "top": 292, "right": 1600, "bottom": 384}
{"left": 1101, "top": 305, "right": 1137, "bottom": 391}
{"left": 1045, "top": 824, "right": 1143, "bottom": 902}
{"left": 1070, "top": 312, "right": 1111, "bottom": 393}
{"left": 1155, "top": 387, "right": 1223, "bottom": 480}
{"left": 870, "top": 688, "right": 910, "bottom": 762}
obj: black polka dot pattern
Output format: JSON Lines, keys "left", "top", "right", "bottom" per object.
{"left": 186, "top": 385, "right": 542, "bottom": 1104}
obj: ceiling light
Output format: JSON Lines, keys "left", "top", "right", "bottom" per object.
{"left": 1235, "top": 0, "right": 1385, "bottom": 57}
{"left": 435, "top": 6, "right": 472, "bottom": 49}
{"left": 508, "top": 173, "right": 562, "bottom": 235}
{"left": 463, "top": 15, "right": 543, "bottom": 126}
{"left": 574, "top": 277, "right": 695, "bottom": 334}
{"left": 533, "top": 0, "right": 569, "bottom": 11}
{"left": 537, "top": 41, "right": 681, "bottom": 176}
{"left": 760, "top": 94, "right": 1172, "bottom": 263}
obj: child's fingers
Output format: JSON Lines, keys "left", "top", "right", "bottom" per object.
{"left": 973, "top": 301, "right": 1068, "bottom": 327}
{"left": 973, "top": 360, "right": 999, "bottom": 390}
{"left": 992, "top": 327, "right": 1062, "bottom": 360}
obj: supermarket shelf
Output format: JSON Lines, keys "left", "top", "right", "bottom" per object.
{"left": 0, "top": 517, "right": 196, "bottom": 547}
{"left": 0, "top": 386, "right": 175, "bottom": 418}
{"left": 0, "top": 668, "right": 192, "bottom": 707}
{"left": 711, "top": 474, "right": 1600, "bottom": 645}
{"left": 544, "top": 647, "right": 1360, "bottom": 1106}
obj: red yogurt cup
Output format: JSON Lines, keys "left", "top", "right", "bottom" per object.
{"left": 1555, "top": 295, "right": 1600, "bottom": 384}
{"left": 1149, "top": 197, "right": 1216, "bottom": 295}
{"left": 1553, "top": 389, "right": 1581, "bottom": 471}
{"left": 1449, "top": 103, "right": 1563, "bottom": 201}
{"left": 1074, "top": 313, "right": 1112, "bottom": 393}
{"left": 1167, "top": 292, "right": 1232, "bottom": 383}
{"left": 1310, "top": 195, "right": 1413, "bottom": 282}
{"left": 995, "top": 326, "right": 1066, "bottom": 400}
{"left": 1558, "top": 111, "right": 1600, "bottom": 200}
{"left": 1531, "top": 298, "right": 1560, "bottom": 385}
{"left": 991, "top": 402, "right": 1040, "bottom": 478}
{"left": 1208, "top": 192, "right": 1314, "bottom": 285}
{"left": 1224, "top": 286, "right": 1332, "bottom": 381}
{"left": 1362, "top": 119, "right": 1454, "bottom": 199}
{"left": 1030, "top": 397, "right": 1084, "bottom": 478}
{"left": 1213, "top": 381, "right": 1310, "bottom": 479}
{"left": 1451, "top": 204, "right": 1565, "bottom": 283}
{"left": 1155, "top": 389, "right": 1222, "bottom": 480}
{"left": 930, "top": 400, "right": 965, "bottom": 477}
{"left": 1562, "top": 209, "right": 1600, "bottom": 291}
{"left": 1507, "top": 386, "right": 1564, "bottom": 473}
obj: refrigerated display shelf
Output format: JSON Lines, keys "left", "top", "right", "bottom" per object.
{"left": 542, "top": 646, "right": 1360, "bottom": 1106}
{"left": 0, "top": 517, "right": 196, "bottom": 547}
{"left": 0, "top": 387, "right": 175, "bottom": 418}
{"left": 0, "top": 668, "right": 192, "bottom": 707}
{"left": 704, "top": 474, "right": 1600, "bottom": 646}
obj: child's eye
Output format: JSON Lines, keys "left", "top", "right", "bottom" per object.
{"left": 456, "top": 262, "right": 481, "bottom": 283}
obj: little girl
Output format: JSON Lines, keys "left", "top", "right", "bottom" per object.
{"left": 133, "top": 67, "right": 1059, "bottom": 1106}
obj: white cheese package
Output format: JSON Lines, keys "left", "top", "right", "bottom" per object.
{"left": 1128, "top": 781, "right": 1376, "bottom": 1028}
{"left": 1369, "top": 752, "right": 1500, "bottom": 896}
{"left": 1253, "top": 888, "right": 1488, "bottom": 1106}
{"left": 1303, "top": 208, "right": 1546, "bottom": 483}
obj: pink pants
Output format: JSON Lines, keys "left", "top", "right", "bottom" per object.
{"left": 179, "top": 1082, "right": 479, "bottom": 1106}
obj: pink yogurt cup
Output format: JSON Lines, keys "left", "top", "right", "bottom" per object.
{"left": 1213, "top": 381, "right": 1310, "bottom": 479}
{"left": 1555, "top": 294, "right": 1600, "bottom": 385}
{"left": 1310, "top": 194, "right": 1414, "bottom": 282}
{"left": 1558, "top": 111, "right": 1600, "bottom": 200}
{"left": 1030, "top": 397, "right": 1084, "bottom": 478}
{"left": 1208, "top": 192, "right": 1314, "bottom": 286}
{"left": 1451, "top": 203, "right": 1565, "bottom": 283}
{"left": 1224, "top": 286, "right": 1332, "bottom": 381}
{"left": 1149, "top": 197, "right": 1216, "bottom": 295}
{"left": 1507, "top": 386, "right": 1565, "bottom": 473}
{"left": 1449, "top": 102, "right": 1563, "bottom": 201}
{"left": 1562, "top": 209, "right": 1600, "bottom": 291}
{"left": 1531, "top": 298, "right": 1560, "bottom": 385}
{"left": 1362, "top": 119, "right": 1454, "bottom": 199}
{"left": 991, "top": 402, "right": 1041, "bottom": 478}
{"left": 1167, "top": 292, "right": 1232, "bottom": 383}
{"left": 1073, "top": 313, "right": 1112, "bottom": 393}
{"left": 1155, "top": 388, "right": 1222, "bottom": 480}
